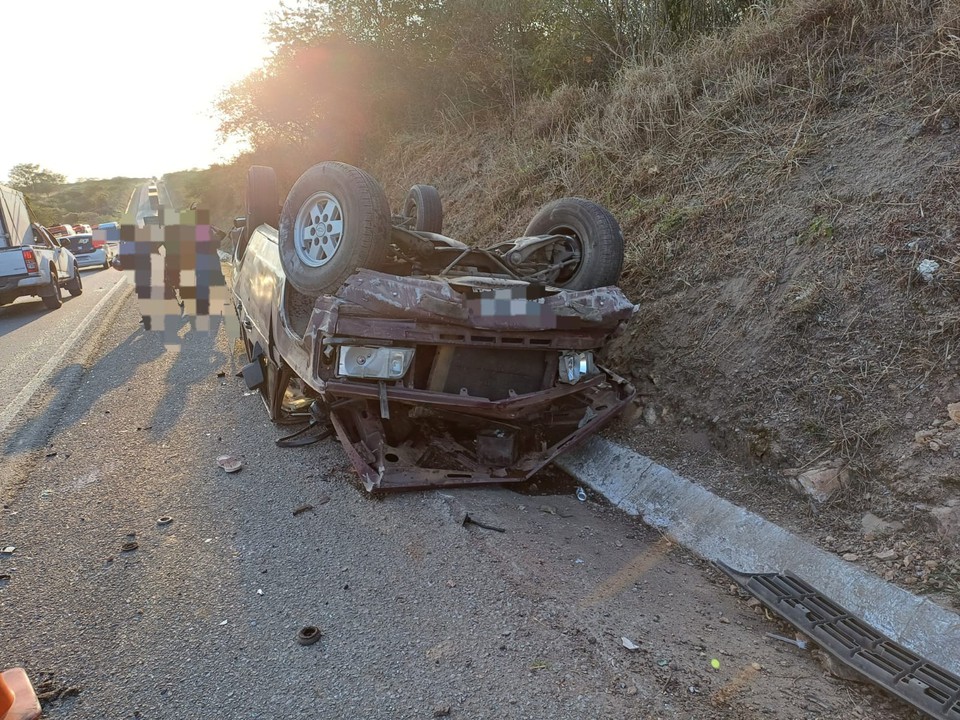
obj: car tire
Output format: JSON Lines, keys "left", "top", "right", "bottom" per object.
{"left": 278, "top": 162, "right": 391, "bottom": 296}
{"left": 239, "top": 165, "right": 280, "bottom": 262}
{"left": 42, "top": 269, "right": 63, "bottom": 310}
{"left": 523, "top": 198, "right": 624, "bottom": 290}
{"left": 65, "top": 264, "right": 83, "bottom": 296}
{"left": 402, "top": 184, "right": 443, "bottom": 233}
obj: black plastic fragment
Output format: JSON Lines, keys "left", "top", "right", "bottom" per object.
{"left": 716, "top": 561, "right": 960, "bottom": 720}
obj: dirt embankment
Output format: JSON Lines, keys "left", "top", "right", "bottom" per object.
{"left": 366, "top": 0, "right": 960, "bottom": 604}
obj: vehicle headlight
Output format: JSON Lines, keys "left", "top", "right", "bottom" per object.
{"left": 337, "top": 346, "right": 414, "bottom": 380}
{"left": 558, "top": 351, "right": 596, "bottom": 384}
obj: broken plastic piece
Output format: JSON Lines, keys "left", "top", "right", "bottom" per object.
{"left": 157, "top": 516, "right": 173, "bottom": 526}
{"left": 765, "top": 631, "right": 808, "bottom": 650}
{"left": 217, "top": 455, "right": 243, "bottom": 473}
{"left": 717, "top": 561, "right": 960, "bottom": 720}
{"left": 621, "top": 637, "right": 640, "bottom": 652}
{"left": 1, "top": 546, "right": 15, "bottom": 555}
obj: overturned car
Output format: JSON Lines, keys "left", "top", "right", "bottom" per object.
{"left": 231, "top": 162, "right": 636, "bottom": 491}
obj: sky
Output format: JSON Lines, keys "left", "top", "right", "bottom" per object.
{"left": 3, "top": 1, "right": 282, "bottom": 182}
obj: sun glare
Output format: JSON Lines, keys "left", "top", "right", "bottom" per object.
{"left": 3, "top": 0, "right": 280, "bottom": 181}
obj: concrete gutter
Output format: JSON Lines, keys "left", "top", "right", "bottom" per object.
{"left": 557, "top": 436, "right": 960, "bottom": 675}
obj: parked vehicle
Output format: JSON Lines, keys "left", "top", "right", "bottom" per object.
{"left": 0, "top": 184, "right": 82, "bottom": 309}
{"left": 45, "top": 224, "right": 74, "bottom": 239}
{"left": 63, "top": 233, "right": 113, "bottom": 269}
{"left": 147, "top": 185, "right": 160, "bottom": 211}
{"left": 231, "top": 162, "right": 635, "bottom": 492}
{"left": 71, "top": 223, "right": 93, "bottom": 235}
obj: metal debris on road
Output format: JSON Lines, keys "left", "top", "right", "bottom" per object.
{"left": 297, "top": 626, "right": 322, "bottom": 645}
{"left": 463, "top": 513, "right": 506, "bottom": 533}
{"left": 120, "top": 541, "right": 139, "bottom": 552}
{"left": 621, "top": 637, "right": 640, "bottom": 652}
{"left": 156, "top": 516, "right": 173, "bottom": 526}
{"left": 765, "top": 632, "right": 809, "bottom": 650}
{"left": 576, "top": 487, "right": 587, "bottom": 502}
{"left": 217, "top": 455, "right": 243, "bottom": 473}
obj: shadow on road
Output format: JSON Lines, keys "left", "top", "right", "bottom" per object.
{"left": 0, "top": 294, "right": 83, "bottom": 334}
{"left": 4, "top": 313, "right": 229, "bottom": 455}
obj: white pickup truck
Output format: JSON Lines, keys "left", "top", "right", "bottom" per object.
{"left": 0, "top": 183, "right": 82, "bottom": 310}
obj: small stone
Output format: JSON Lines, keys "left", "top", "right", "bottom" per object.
{"left": 842, "top": 553, "right": 860, "bottom": 561}
{"left": 929, "top": 440, "right": 942, "bottom": 452}
{"left": 433, "top": 706, "right": 451, "bottom": 717}
{"left": 948, "top": 403, "right": 960, "bottom": 424}
{"left": 626, "top": 686, "right": 638, "bottom": 696}
{"left": 861, "top": 512, "right": 903, "bottom": 536}
{"left": 791, "top": 464, "right": 847, "bottom": 502}
{"left": 751, "top": 662, "right": 762, "bottom": 671}
{"left": 643, "top": 405, "right": 658, "bottom": 426}
{"left": 875, "top": 549, "right": 897, "bottom": 561}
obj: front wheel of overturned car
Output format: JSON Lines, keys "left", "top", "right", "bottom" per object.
{"left": 65, "top": 264, "right": 83, "bottom": 296}
{"left": 402, "top": 184, "right": 443, "bottom": 233}
{"left": 523, "top": 198, "right": 624, "bottom": 290}
{"left": 278, "top": 162, "right": 391, "bottom": 297}
{"left": 239, "top": 165, "right": 280, "bottom": 262}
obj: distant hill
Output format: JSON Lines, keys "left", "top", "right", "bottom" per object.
{"left": 26, "top": 177, "right": 146, "bottom": 227}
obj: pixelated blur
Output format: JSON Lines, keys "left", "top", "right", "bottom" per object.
{"left": 115, "top": 209, "right": 230, "bottom": 349}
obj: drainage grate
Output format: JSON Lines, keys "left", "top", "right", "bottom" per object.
{"left": 716, "top": 562, "right": 960, "bottom": 720}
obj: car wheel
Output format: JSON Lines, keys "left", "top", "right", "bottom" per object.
{"left": 42, "top": 270, "right": 63, "bottom": 309}
{"left": 278, "top": 162, "right": 391, "bottom": 296}
{"left": 65, "top": 264, "right": 83, "bottom": 296}
{"left": 523, "top": 198, "right": 625, "bottom": 290}
{"left": 402, "top": 184, "right": 443, "bottom": 233}
{"left": 238, "top": 165, "right": 280, "bottom": 262}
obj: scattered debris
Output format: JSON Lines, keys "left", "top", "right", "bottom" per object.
{"left": 219, "top": 620, "right": 228, "bottom": 626}
{"left": 711, "top": 658, "right": 721, "bottom": 670}
{"left": 765, "top": 632, "right": 809, "bottom": 650}
{"left": 292, "top": 504, "right": 314, "bottom": 516}
{"left": 463, "top": 514, "right": 506, "bottom": 533}
{"left": 0, "top": 573, "right": 10, "bottom": 586}
{"left": 917, "top": 258, "right": 940, "bottom": 282}
{"left": 315, "top": 494, "right": 331, "bottom": 506}
{"left": 841, "top": 553, "right": 860, "bottom": 562}
{"left": 948, "top": 403, "right": 960, "bottom": 425}
{"left": 718, "top": 562, "right": 960, "bottom": 720}
{"left": 217, "top": 455, "right": 243, "bottom": 473}
{"left": 216, "top": 371, "right": 226, "bottom": 378}
{"left": 1, "top": 546, "right": 15, "bottom": 555}
{"left": 156, "top": 516, "right": 173, "bottom": 526}
{"left": 433, "top": 706, "right": 451, "bottom": 717}
{"left": 44, "top": 452, "right": 57, "bottom": 458}
{"left": 576, "top": 487, "right": 587, "bottom": 502}
{"left": 297, "top": 626, "right": 322, "bottom": 646}
{"left": 621, "top": 636, "right": 640, "bottom": 652}
{"left": 538, "top": 504, "right": 572, "bottom": 518}
{"left": 136, "top": 426, "right": 152, "bottom": 431}
{"left": 643, "top": 405, "right": 658, "bottom": 425}
{"left": 120, "top": 541, "right": 138, "bottom": 552}
{"left": 256, "top": 588, "right": 264, "bottom": 596}
{"left": 874, "top": 549, "right": 898, "bottom": 561}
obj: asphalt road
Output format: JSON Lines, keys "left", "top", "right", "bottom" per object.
{"left": 0, "top": 295, "right": 911, "bottom": 719}
{"left": 0, "top": 268, "right": 126, "bottom": 416}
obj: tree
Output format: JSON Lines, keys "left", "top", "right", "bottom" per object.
{"left": 7, "top": 163, "right": 66, "bottom": 191}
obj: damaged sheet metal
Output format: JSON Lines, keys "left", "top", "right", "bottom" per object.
{"left": 234, "top": 212, "right": 637, "bottom": 492}
{"left": 717, "top": 562, "right": 960, "bottom": 720}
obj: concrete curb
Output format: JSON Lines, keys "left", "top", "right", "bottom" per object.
{"left": 557, "top": 436, "right": 960, "bottom": 675}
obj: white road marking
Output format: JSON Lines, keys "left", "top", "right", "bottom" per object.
{"left": 0, "top": 278, "right": 131, "bottom": 437}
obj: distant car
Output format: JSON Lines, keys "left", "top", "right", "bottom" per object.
{"left": 63, "top": 233, "right": 113, "bottom": 269}
{"left": 45, "top": 224, "right": 74, "bottom": 239}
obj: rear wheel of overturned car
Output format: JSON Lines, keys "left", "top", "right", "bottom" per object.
{"left": 42, "top": 269, "right": 63, "bottom": 310}
{"left": 402, "top": 184, "right": 443, "bottom": 233}
{"left": 523, "top": 198, "right": 624, "bottom": 290}
{"left": 65, "top": 263, "right": 83, "bottom": 296}
{"left": 278, "top": 162, "right": 391, "bottom": 296}
{"left": 238, "top": 165, "right": 280, "bottom": 262}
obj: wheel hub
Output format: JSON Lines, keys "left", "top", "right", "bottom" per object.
{"left": 294, "top": 191, "right": 344, "bottom": 267}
